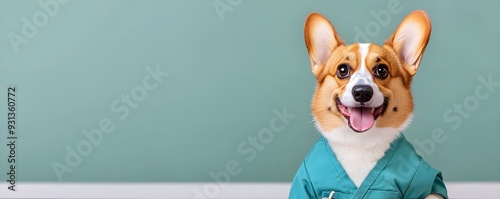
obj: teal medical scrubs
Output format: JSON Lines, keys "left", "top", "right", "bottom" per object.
{"left": 289, "top": 135, "right": 448, "bottom": 199}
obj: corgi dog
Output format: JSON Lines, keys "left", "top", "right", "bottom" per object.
{"left": 289, "top": 11, "right": 447, "bottom": 199}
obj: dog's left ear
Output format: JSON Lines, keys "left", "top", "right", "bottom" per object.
{"left": 385, "top": 10, "right": 431, "bottom": 76}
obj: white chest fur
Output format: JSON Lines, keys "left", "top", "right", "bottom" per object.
{"left": 323, "top": 126, "right": 401, "bottom": 187}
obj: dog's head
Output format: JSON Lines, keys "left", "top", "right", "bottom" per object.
{"left": 305, "top": 11, "right": 431, "bottom": 140}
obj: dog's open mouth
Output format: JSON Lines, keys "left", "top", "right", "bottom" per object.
{"left": 336, "top": 98, "right": 388, "bottom": 133}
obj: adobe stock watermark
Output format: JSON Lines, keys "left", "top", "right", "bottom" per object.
{"left": 353, "top": 0, "right": 409, "bottom": 43}
{"left": 51, "top": 64, "right": 169, "bottom": 181}
{"left": 193, "top": 107, "right": 296, "bottom": 198}
{"left": 212, "top": 0, "right": 243, "bottom": 21}
{"left": 7, "top": 0, "right": 71, "bottom": 54}
{"left": 413, "top": 74, "right": 500, "bottom": 157}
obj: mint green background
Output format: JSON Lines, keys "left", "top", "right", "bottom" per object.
{"left": 0, "top": 0, "right": 499, "bottom": 182}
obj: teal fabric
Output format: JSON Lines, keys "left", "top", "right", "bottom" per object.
{"left": 289, "top": 135, "right": 448, "bottom": 199}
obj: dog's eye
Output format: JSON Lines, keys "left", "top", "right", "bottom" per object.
{"left": 337, "top": 64, "right": 350, "bottom": 79}
{"left": 374, "top": 64, "right": 389, "bottom": 79}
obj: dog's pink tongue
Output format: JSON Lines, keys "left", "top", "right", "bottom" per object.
{"left": 350, "top": 107, "right": 374, "bottom": 132}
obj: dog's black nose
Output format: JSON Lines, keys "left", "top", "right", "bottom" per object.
{"left": 352, "top": 85, "right": 373, "bottom": 103}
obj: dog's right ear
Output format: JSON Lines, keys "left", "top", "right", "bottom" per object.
{"left": 304, "top": 13, "right": 344, "bottom": 77}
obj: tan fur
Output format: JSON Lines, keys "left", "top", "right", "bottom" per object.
{"left": 306, "top": 11, "right": 431, "bottom": 133}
